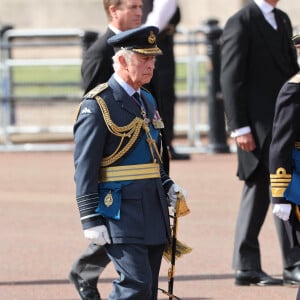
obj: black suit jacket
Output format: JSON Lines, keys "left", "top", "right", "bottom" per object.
{"left": 221, "top": 2, "right": 299, "bottom": 180}
{"left": 81, "top": 28, "right": 115, "bottom": 94}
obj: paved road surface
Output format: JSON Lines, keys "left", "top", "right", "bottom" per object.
{"left": 0, "top": 150, "right": 299, "bottom": 299}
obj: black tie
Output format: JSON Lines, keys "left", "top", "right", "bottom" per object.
{"left": 273, "top": 8, "right": 280, "bottom": 30}
{"left": 132, "top": 92, "right": 144, "bottom": 108}
{"left": 132, "top": 92, "right": 147, "bottom": 119}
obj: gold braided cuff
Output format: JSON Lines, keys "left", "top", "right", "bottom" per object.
{"left": 270, "top": 167, "right": 291, "bottom": 197}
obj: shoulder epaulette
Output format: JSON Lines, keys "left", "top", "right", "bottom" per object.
{"left": 288, "top": 74, "right": 300, "bottom": 84}
{"left": 84, "top": 83, "right": 109, "bottom": 98}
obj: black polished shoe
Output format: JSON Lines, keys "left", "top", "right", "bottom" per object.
{"left": 283, "top": 265, "right": 300, "bottom": 285}
{"left": 235, "top": 270, "right": 283, "bottom": 286}
{"left": 69, "top": 271, "right": 101, "bottom": 300}
{"left": 169, "top": 145, "right": 190, "bottom": 160}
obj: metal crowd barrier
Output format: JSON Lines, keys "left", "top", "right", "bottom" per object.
{"left": 0, "top": 28, "right": 84, "bottom": 151}
{"left": 0, "top": 25, "right": 224, "bottom": 152}
{"left": 174, "top": 27, "right": 209, "bottom": 152}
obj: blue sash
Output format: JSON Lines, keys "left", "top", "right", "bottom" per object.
{"left": 96, "top": 91, "right": 159, "bottom": 219}
{"left": 122, "top": 91, "right": 159, "bottom": 165}
{"left": 284, "top": 149, "right": 300, "bottom": 205}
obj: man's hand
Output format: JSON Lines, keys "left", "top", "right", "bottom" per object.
{"left": 272, "top": 203, "right": 292, "bottom": 221}
{"left": 84, "top": 225, "right": 111, "bottom": 245}
{"left": 167, "top": 183, "right": 187, "bottom": 211}
{"left": 235, "top": 133, "right": 256, "bottom": 152}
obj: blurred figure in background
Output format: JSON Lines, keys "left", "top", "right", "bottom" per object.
{"left": 81, "top": 0, "right": 143, "bottom": 94}
{"left": 142, "top": 0, "right": 191, "bottom": 160}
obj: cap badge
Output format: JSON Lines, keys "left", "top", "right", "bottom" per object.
{"left": 148, "top": 31, "right": 156, "bottom": 45}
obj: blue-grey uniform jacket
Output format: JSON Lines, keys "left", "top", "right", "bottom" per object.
{"left": 269, "top": 73, "right": 300, "bottom": 247}
{"left": 73, "top": 75, "right": 172, "bottom": 245}
{"left": 270, "top": 73, "right": 300, "bottom": 205}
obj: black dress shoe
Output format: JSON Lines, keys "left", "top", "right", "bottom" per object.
{"left": 283, "top": 265, "right": 300, "bottom": 285}
{"left": 69, "top": 271, "right": 101, "bottom": 300}
{"left": 235, "top": 270, "right": 283, "bottom": 286}
{"left": 169, "top": 145, "right": 190, "bottom": 160}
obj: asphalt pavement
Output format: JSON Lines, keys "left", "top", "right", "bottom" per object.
{"left": 0, "top": 150, "right": 299, "bottom": 300}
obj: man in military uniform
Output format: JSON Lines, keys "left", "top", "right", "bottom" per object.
{"left": 269, "top": 34, "right": 300, "bottom": 291}
{"left": 70, "top": 1, "right": 175, "bottom": 299}
{"left": 73, "top": 26, "right": 186, "bottom": 300}
{"left": 69, "top": 2, "right": 144, "bottom": 299}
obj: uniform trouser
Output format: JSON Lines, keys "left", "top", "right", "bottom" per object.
{"left": 232, "top": 160, "right": 300, "bottom": 271}
{"left": 105, "top": 243, "right": 165, "bottom": 300}
{"left": 70, "top": 243, "right": 110, "bottom": 286}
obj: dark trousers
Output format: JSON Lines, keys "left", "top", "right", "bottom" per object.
{"left": 70, "top": 243, "right": 110, "bottom": 286}
{"left": 233, "top": 160, "right": 300, "bottom": 270}
{"left": 105, "top": 243, "right": 165, "bottom": 300}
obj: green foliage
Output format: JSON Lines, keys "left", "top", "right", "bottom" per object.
{"left": 10, "top": 62, "right": 207, "bottom": 97}
{"left": 175, "top": 60, "right": 208, "bottom": 94}
{"left": 11, "top": 65, "right": 81, "bottom": 96}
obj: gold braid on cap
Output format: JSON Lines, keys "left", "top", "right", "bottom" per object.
{"left": 95, "top": 95, "right": 144, "bottom": 166}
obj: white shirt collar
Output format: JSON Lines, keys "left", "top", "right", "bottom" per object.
{"left": 113, "top": 73, "right": 140, "bottom": 97}
{"left": 254, "top": 0, "right": 277, "bottom": 30}
{"left": 108, "top": 24, "right": 122, "bottom": 35}
{"left": 254, "top": 0, "right": 275, "bottom": 14}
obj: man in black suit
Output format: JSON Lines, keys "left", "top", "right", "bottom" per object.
{"left": 142, "top": 0, "right": 190, "bottom": 160}
{"left": 69, "top": 1, "right": 143, "bottom": 299}
{"left": 81, "top": 0, "right": 143, "bottom": 94}
{"left": 221, "top": 0, "right": 300, "bottom": 286}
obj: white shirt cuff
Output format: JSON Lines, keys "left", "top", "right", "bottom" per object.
{"left": 230, "top": 126, "right": 251, "bottom": 138}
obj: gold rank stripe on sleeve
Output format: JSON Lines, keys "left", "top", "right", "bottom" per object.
{"left": 295, "top": 142, "right": 300, "bottom": 149}
{"left": 270, "top": 167, "right": 292, "bottom": 197}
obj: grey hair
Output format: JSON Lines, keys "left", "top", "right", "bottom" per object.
{"left": 112, "top": 48, "right": 133, "bottom": 71}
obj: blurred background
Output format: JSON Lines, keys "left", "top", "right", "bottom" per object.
{"left": 0, "top": 0, "right": 299, "bottom": 31}
{"left": 0, "top": 0, "right": 299, "bottom": 153}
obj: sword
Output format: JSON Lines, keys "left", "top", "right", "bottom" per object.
{"left": 160, "top": 191, "right": 192, "bottom": 299}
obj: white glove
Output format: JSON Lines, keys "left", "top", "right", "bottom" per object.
{"left": 84, "top": 225, "right": 111, "bottom": 245}
{"left": 167, "top": 183, "right": 187, "bottom": 211}
{"left": 272, "top": 204, "right": 292, "bottom": 221}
